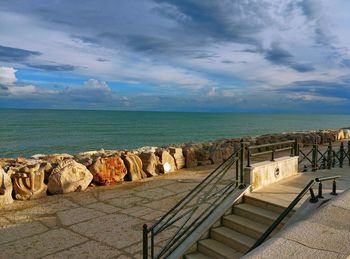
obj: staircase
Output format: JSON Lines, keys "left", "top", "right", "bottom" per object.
{"left": 184, "top": 195, "right": 291, "bottom": 259}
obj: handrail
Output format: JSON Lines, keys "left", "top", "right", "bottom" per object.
{"left": 143, "top": 142, "right": 246, "bottom": 258}
{"left": 246, "top": 175, "right": 341, "bottom": 254}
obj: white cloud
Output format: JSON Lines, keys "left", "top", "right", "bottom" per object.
{"left": 287, "top": 93, "right": 346, "bottom": 103}
{"left": 0, "top": 66, "right": 17, "bottom": 85}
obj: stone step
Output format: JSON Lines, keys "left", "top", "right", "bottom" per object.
{"left": 184, "top": 252, "right": 212, "bottom": 259}
{"left": 222, "top": 214, "right": 268, "bottom": 239}
{"left": 233, "top": 203, "right": 282, "bottom": 226}
{"left": 198, "top": 239, "right": 242, "bottom": 259}
{"left": 211, "top": 226, "right": 255, "bottom": 253}
{"left": 243, "top": 195, "right": 289, "bottom": 214}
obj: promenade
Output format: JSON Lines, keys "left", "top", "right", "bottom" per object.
{"left": 0, "top": 164, "right": 349, "bottom": 258}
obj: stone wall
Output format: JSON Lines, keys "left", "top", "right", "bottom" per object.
{"left": 0, "top": 128, "right": 349, "bottom": 205}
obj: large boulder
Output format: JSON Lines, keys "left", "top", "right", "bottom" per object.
{"left": 169, "top": 147, "right": 185, "bottom": 169}
{"left": 41, "top": 153, "right": 74, "bottom": 164}
{"left": 183, "top": 147, "right": 198, "bottom": 168}
{"left": 121, "top": 153, "right": 147, "bottom": 181}
{"left": 88, "top": 155, "right": 127, "bottom": 185}
{"left": 10, "top": 162, "right": 49, "bottom": 200}
{"left": 48, "top": 160, "right": 93, "bottom": 194}
{"left": 156, "top": 150, "right": 176, "bottom": 173}
{"left": 139, "top": 152, "right": 160, "bottom": 177}
{"left": 209, "top": 145, "right": 224, "bottom": 164}
{"left": 0, "top": 167, "right": 13, "bottom": 206}
{"left": 194, "top": 148, "right": 210, "bottom": 162}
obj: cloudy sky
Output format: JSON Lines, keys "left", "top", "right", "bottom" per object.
{"left": 0, "top": 0, "right": 349, "bottom": 112}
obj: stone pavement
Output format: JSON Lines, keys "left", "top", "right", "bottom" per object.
{"left": 0, "top": 165, "right": 215, "bottom": 259}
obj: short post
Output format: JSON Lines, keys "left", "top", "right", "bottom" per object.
{"left": 271, "top": 147, "right": 275, "bottom": 161}
{"left": 294, "top": 139, "right": 299, "bottom": 156}
{"left": 143, "top": 224, "right": 148, "bottom": 259}
{"left": 317, "top": 182, "right": 323, "bottom": 198}
{"left": 309, "top": 188, "right": 318, "bottom": 203}
{"left": 327, "top": 141, "right": 332, "bottom": 169}
{"left": 239, "top": 140, "right": 245, "bottom": 189}
{"left": 312, "top": 142, "right": 317, "bottom": 171}
{"left": 331, "top": 179, "right": 338, "bottom": 196}
{"left": 340, "top": 142, "right": 344, "bottom": 168}
{"left": 303, "top": 165, "right": 308, "bottom": 172}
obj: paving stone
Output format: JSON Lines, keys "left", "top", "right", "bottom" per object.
{"left": 0, "top": 217, "right": 12, "bottom": 227}
{"left": 120, "top": 206, "right": 156, "bottom": 218}
{"left": 66, "top": 192, "right": 99, "bottom": 206}
{"left": 106, "top": 196, "right": 145, "bottom": 209}
{"left": 134, "top": 188, "right": 176, "bottom": 200}
{"left": 0, "top": 228, "right": 87, "bottom": 258}
{"left": 43, "top": 240, "right": 121, "bottom": 259}
{"left": 0, "top": 221, "right": 48, "bottom": 244}
{"left": 98, "top": 189, "right": 137, "bottom": 201}
{"left": 57, "top": 207, "right": 106, "bottom": 226}
{"left": 86, "top": 202, "right": 121, "bottom": 214}
{"left": 70, "top": 214, "right": 143, "bottom": 249}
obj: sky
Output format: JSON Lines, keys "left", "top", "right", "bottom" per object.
{"left": 0, "top": 0, "right": 350, "bottom": 112}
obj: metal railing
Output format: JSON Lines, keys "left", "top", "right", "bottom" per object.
{"left": 246, "top": 140, "right": 297, "bottom": 167}
{"left": 142, "top": 141, "right": 246, "bottom": 258}
{"left": 246, "top": 175, "right": 341, "bottom": 253}
{"left": 299, "top": 141, "right": 350, "bottom": 171}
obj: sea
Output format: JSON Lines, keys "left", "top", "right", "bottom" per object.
{"left": 1, "top": 109, "right": 349, "bottom": 158}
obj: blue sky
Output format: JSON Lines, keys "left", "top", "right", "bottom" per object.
{"left": 0, "top": 0, "right": 350, "bottom": 112}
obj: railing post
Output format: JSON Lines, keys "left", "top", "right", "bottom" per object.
{"left": 271, "top": 147, "right": 275, "bottom": 161}
{"left": 143, "top": 224, "right": 148, "bottom": 259}
{"left": 327, "top": 141, "right": 332, "bottom": 169}
{"left": 239, "top": 139, "right": 245, "bottom": 189}
{"left": 332, "top": 150, "right": 336, "bottom": 167}
{"left": 348, "top": 141, "right": 350, "bottom": 165}
{"left": 317, "top": 182, "right": 323, "bottom": 198}
{"left": 294, "top": 139, "right": 299, "bottom": 156}
{"left": 339, "top": 142, "right": 344, "bottom": 168}
{"left": 312, "top": 141, "right": 317, "bottom": 172}
{"left": 331, "top": 179, "right": 338, "bottom": 196}
{"left": 309, "top": 188, "right": 318, "bottom": 203}
{"left": 247, "top": 148, "right": 251, "bottom": 167}
{"left": 235, "top": 152, "right": 239, "bottom": 187}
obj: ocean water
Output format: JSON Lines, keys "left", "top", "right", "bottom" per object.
{"left": 1, "top": 109, "right": 349, "bottom": 158}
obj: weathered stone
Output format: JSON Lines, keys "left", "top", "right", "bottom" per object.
{"left": 156, "top": 150, "right": 176, "bottom": 173}
{"left": 41, "top": 153, "right": 74, "bottom": 164}
{"left": 194, "top": 148, "right": 210, "bottom": 161}
{"left": 48, "top": 160, "right": 93, "bottom": 194}
{"left": 139, "top": 152, "right": 160, "bottom": 177}
{"left": 0, "top": 167, "right": 13, "bottom": 206}
{"left": 88, "top": 155, "right": 127, "bottom": 185}
{"left": 209, "top": 145, "right": 223, "bottom": 164}
{"left": 121, "top": 153, "right": 147, "bottom": 181}
{"left": 197, "top": 160, "right": 212, "bottom": 166}
{"left": 220, "top": 144, "right": 234, "bottom": 160}
{"left": 169, "top": 147, "right": 185, "bottom": 169}
{"left": 183, "top": 147, "right": 197, "bottom": 168}
{"left": 11, "top": 163, "right": 48, "bottom": 200}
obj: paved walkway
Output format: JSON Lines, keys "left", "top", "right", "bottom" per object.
{"left": 0, "top": 165, "right": 216, "bottom": 258}
{"left": 1, "top": 163, "right": 349, "bottom": 259}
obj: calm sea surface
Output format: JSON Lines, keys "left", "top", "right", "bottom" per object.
{"left": 1, "top": 109, "right": 349, "bottom": 157}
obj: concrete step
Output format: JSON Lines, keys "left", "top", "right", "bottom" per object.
{"left": 243, "top": 195, "right": 289, "bottom": 214}
{"left": 198, "top": 239, "right": 243, "bottom": 259}
{"left": 222, "top": 214, "right": 268, "bottom": 239}
{"left": 233, "top": 203, "right": 282, "bottom": 226}
{"left": 184, "top": 252, "right": 212, "bottom": 259}
{"left": 211, "top": 226, "right": 255, "bottom": 253}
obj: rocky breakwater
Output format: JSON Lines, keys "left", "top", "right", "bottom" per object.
{"left": 0, "top": 128, "right": 349, "bottom": 206}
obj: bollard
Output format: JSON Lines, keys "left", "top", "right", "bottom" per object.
{"left": 309, "top": 188, "right": 318, "bottom": 203}
{"left": 143, "top": 224, "right": 148, "bottom": 259}
{"left": 318, "top": 182, "right": 323, "bottom": 198}
{"left": 331, "top": 180, "right": 338, "bottom": 196}
{"left": 303, "top": 165, "right": 308, "bottom": 172}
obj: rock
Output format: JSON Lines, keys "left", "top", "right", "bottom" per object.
{"left": 139, "top": 152, "right": 160, "bottom": 177}
{"left": 220, "top": 144, "right": 234, "bottom": 160}
{"left": 169, "top": 147, "right": 185, "bottom": 169}
{"left": 88, "top": 155, "right": 127, "bottom": 185}
{"left": 197, "top": 160, "right": 212, "bottom": 166}
{"left": 156, "top": 150, "right": 176, "bottom": 173}
{"left": 209, "top": 145, "right": 223, "bottom": 164}
{"left": 47, "top": 160, "right": 93, "bottom": 194}
{"left": 11, "top": 163, "right": 48, "bottom": 200}
{"left": 337, "top": 129, "right": 345, "bottom": 140}
{"left": 194, "top": 148, "right": 210, "bottom": 162}
{"left": 183, "top": 147, "right": 198, "bottom": 168}
{"left": 0, "top": 167, "right": 13, "bottom": 206}
{"left": 121, "top": 153, "right": 147, "bottom": 181}
{"left": 41, "top": 153, "right": 74, "bottom": 164}
{"left": 344, "top": 129, "right": 350, "bottom": 139}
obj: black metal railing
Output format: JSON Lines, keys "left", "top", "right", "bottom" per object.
{"left": 142, "top": 141, "right": 246, "bottom": 258}
{"left": 246, "top": 175, "right": 341, "bottom": 253}
{"left": 299, "top": 141, "right": 350, "bottom": 171}
{"left": 246, "top": 140, "right": 297, "bottom": 167}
